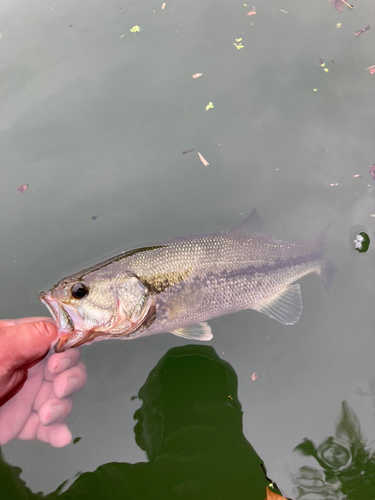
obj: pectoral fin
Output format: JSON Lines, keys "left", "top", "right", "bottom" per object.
{"left": 171, "top": 322, "right": 213, "bottom": 341}
{"left": 254, "top": 283, "right": 303, "bottom": 325}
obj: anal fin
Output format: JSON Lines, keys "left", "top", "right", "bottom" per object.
{"left": 254, "top": 283, "right": 303, "bottom": 325}
{"left": 171, "top": 322, "right": 213, "bottom": 341}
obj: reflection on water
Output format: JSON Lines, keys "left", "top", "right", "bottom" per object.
{"left": 1, "top": 345, "right": 282, "bottom": 500}
{"left": 293, "top": 401, "right": 375, "bottom": 500}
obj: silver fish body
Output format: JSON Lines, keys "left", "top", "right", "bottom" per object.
{"left": 39, "top": 209, "right": 336, "bottom": 352}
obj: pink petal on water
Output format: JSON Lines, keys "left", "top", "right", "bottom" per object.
{"left": 17, "top": 184, "right": 29, "bottom": 193}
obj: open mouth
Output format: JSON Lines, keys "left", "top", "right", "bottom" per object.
{"left": 39, "top": 292, "right": 75, "bottom": 334}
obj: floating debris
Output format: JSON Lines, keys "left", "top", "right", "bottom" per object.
{"left": 251, "top": 372, "right": 258, "bottom": 381}
{"left": 280, "top": 9, "right": 287, "bottom": 14}
{"left": 353, "top": 174, "right": 360, "bottom": 178}
{"left": 17, "top": 184, "right": 29, "bottom": 193}
{"left": 336, "top": 23, "right": 342, "bottom": 28}
{"left": 354, "top": 232, "right": 370, "bottom": 253}
{"left": 197, "top": 152, "right": 209, "bottom": 166}
{"left": 369, "top": 165, "right": 375, "bottom": 180}
{"left": 246, "top": 8, "right": 256, "bottom": 16}
{"left": 233, "top": 38, "right": 244, "bottom": 50}
{"left": 205, "top": 101, "right": 214, "bottom": 111}
{"left": 182, "top": 149, "right": 194, "bottom": 155}
{"left": 354, "top": 25, "right": 370, "bottom": 37}
{"left": 73, "top": 437, "right": 82, "bottom": 444}
{"left": 330, "top": 183, "right": 339, "bottom": 187}
{"left": 329, "top": 0, "right": 353, "bottom": 12}
{"left": 130, "top": 25, "right": 140, "bottom": 33}
{"left": 192, "top": 73, "right": 202, "bottom": 78}
{"left": 91, "top": 215, "right": 98, "bottom": 220}
{"left": 367, "top": 65, "right": 375, "bottom": 74}
{"left": 161, "top": 2, "right": 166, "bottom": 9}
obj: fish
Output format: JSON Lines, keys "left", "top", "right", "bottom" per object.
{"left": 39, "top": 209, "right": 336, "bottom": 352}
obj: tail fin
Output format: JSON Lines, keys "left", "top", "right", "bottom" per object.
{"left": 314, "top": 223, "right": 337, "bottom": 290}
{"left": 317, "top": 258, "right": 337, "bottom": 290}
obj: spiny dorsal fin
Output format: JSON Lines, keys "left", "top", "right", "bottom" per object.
{"left": 229, "top": 208, "right": 265, "bottom": 235}
{"left": 171, "top": 322, "right": 213, "bottom": 341}
{"left": 254, "top": 283, "right": 303, "bottom": 325}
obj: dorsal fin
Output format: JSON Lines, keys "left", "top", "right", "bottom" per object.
{"left": 228, "top": 208, "right": 265, "bottom": 235}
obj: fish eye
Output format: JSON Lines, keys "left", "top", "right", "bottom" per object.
{"left": 71, "top": 283, "right": 89, "bottom": 299}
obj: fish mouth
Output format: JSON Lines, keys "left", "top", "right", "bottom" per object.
{"left": 39, "top": 291, "right": 82, "bottom": 335}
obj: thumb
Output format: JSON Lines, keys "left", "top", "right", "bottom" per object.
{"left": 0, "top": 321, "right": 58, "bottom": 371}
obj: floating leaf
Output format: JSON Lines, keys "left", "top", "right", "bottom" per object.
{"left": 130, "top": 25, "right": 140, "bottom": 33}
{"left": 251, "top": 372, "right": 258, "bottom": 381}
{"left": 197, "top": 152, "right": 209, "bottom": 166}
{"left": 91, "top": 215, "right": 98, "bottom": 220}
{"left": 354, "top": 25, "right": 370, "bottom": 37}
{"left": 233, "top": 42, "right": 244, "bottom": 50}
{"left": 324, "top": 68, "right": 329, "bottom": 73}
{"left": 192, "top": 73, "right": 202, "bottom": 78}
{"left": 17, "top": 184, "right": 29, "bottom": 193}
{"left": 236, "top": 38, "right": 242, "bottom": 42}
{"left": 329, "top": 0, "right": 353, "bottom": 12}
{"left": 313, "top": 89, "right": 318, "bottom": 91}
{"left": 368, "top": 66, "right": 375, "bottom": 74}
{"left": 161, "top": 2, "right": 166, "bottom": 9}
{"left": 246, "top": 8, "right": 256, "bottom": 16}
{"left": 336, "top": 23, "right": 341, "bottom": 28}
{"left": 369, "top": 165, "right": 375, "bottom": 180}
{"left": 205, "top": 102, "right": 214, "bottom": 110}
{"left": 182, "top": 149, "right": 194, "bottom": 154}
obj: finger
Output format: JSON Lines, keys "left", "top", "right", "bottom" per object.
{"left": 1, "top": 317, "right": 56, "bottom": 325}
{"left": 17, "top": 412, "right": 39, "bottom": 440}
{"left": 53, "top": 361, "right": 87, "bottom": 399}
{"left": 0, "top": 321, "right": 57, "bottom": 372}
{"left": 39, "top": 397, "right": 73, "bottom": 426}
{"left": 47, "top": 348, "right": 81, "bottom": 375}
{"left": 47, "top": 424, "right": 72, "bottom": 448}
{"left": 36, "top": 423, "right": 72, "bottom": 448}
{"left": 32, "top": 381, "right": 53, "bottom": 412}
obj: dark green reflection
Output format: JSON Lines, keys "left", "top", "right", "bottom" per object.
{"left": 1, "top": 345, "right": 279, "bottom": 500}
{"left": 293, "top": 401, "right": 375, "bottom": 499}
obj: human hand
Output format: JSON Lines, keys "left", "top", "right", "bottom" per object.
{"left": 0, "top": 318, "right": 87, "bottom": 447}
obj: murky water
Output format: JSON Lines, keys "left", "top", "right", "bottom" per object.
{"left": 1, "top": 0, "right": 375, "bottom": 498}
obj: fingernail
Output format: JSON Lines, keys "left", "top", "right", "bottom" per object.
{"left": 49, "top": 405, "right": 64, "bottom": 423}
{"left": 64, "top": 377, "right": 78, "bottom": 396}
{"left": 55, "top": 358, "right": 71, "bottom": 373}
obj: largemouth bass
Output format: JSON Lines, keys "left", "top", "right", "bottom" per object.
{"left": 39, "top": 209, "right": 336, "bottom": 352}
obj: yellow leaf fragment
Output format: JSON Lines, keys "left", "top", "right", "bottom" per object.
{"left": 266, "top": 487, "right": 288, "bottom": 500}
{"left": 161, "top": 2, "right": 166, "bottom": 9}
{"left": 192, "top": 73, "right": 202, "bottom": 78}
{"left": 313, "top": 89, "right": 318, "bottom": 91}
{"left": 244, "top": 3, "right": 247, "bottom": 6}
{"left": 198, "top": 152, "right": 209, "bottom": 166}
{"left": 205, "top": 102, "right": 214, "bottom": 110}
{"left": 236, "top": 38, "right": 243, "bottom": 42}
{"left": 337, "top": 23, "right": 341, "bottom": 28}
{"left": 324, "top": 68, "right": 329, "bottom": 73}
{"left": 130, "top": 25, "right": 140, "bottom": 33}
